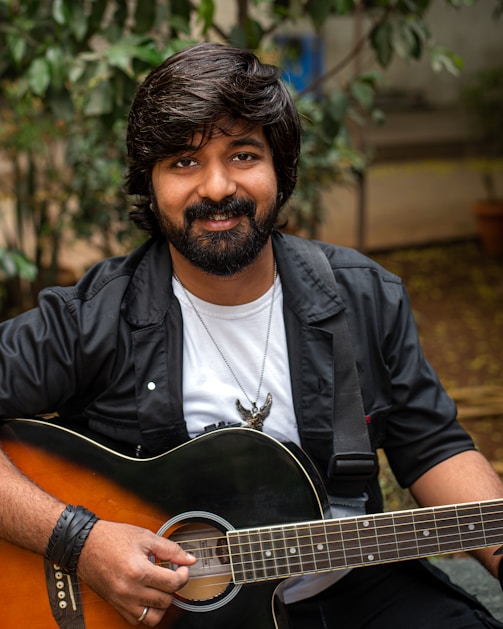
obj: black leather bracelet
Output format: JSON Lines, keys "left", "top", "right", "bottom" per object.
{"left": 45, "top": 505, "right": 99, "bottom": 574}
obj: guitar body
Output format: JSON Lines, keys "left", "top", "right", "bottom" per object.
{"left": 0, "top": 419, "right": 328, "bottom": 629}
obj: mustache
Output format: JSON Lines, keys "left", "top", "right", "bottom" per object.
{"left": 185, "top": 197, "right": 256, "bottom": 225}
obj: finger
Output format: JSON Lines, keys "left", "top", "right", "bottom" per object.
{"left": 152, "top": 536, "right": 197, "bottom": 566}
{"left": 146, "top": 562, "right": 192, "bottom": 594}
{"left": 132, "top": 604, "right": 168, "bottom": 627}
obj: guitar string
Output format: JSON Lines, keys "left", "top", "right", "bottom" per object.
{"left": 62, "top": 504, "right": 503, "bottom": 603}
{"left": 146, "top": 507, "right": 503, "bottom": 557}
{"left": 159, "top": 506, "right": 502, "bottom": 553}
{"left": 158, "top": 507, "right": 502, "bottom": 576}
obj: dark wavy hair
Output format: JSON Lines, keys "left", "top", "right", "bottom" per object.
{"left": 126, "top": 42, "right": 300, "bottom": 236}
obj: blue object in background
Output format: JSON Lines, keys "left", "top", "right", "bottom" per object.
{"left": 274, "top": 33, "right": 325, "bottom": 95}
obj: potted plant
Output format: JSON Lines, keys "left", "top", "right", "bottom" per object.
{"left": 462, "top": 66, "right": 503, "bottom": 256}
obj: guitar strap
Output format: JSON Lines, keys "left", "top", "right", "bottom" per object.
{"left": 289, "top": 237, "right": 376, "bottom": 502}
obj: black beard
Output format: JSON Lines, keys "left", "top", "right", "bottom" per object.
{"left": 153, "top": 196, "right": 279, "bottom": 276}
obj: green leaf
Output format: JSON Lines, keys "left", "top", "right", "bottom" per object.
{"left": 84, "top": 79, "right": 114, "bottom": 116}
{"left": 0, "top": 248, "right": 17, "bottom": 277}
{"left": 0, "top": 248, "right": 37, "bottom": 281}
{"left": 14, "top": 252, "right": 38, "bottom": 281}
{"left": 430, "top": 46, "right": 464, "bottom": 76}
{"left": 197, "top": 0, "right": 215, "bottom": 34}
{"left": 27, "top": 58, "right": 51, "bottom": 96}
{"left": 370, "top": 21, "right": 394, "bottom": 68}
{"left": 7, "top": 33, "right": 26, "bottom": 65}
{"left": 391, "top": 18, "right": 420, "bottom": 59}
{"left": 306, "top": 0, "right": 332, "bottom": 30}
{"left": 103, "top": 36, "right": 159, "bottom": 76}
{"left": 350, "top": 80, "right": 375, "bottom": 111}
{"left": 52, "top": 0, "right": 69, "bottom": 26}
{"left": 331, "top": 0, "right": 356, "bottom": 15}
{"left": 243, "top": 18, "right": 265, "bottom": 49}
{"left": 229, "top": 25, "right": 248, "bottom": 49}
{"left": 67, "top": 2, "right": 88, "bottom": 41}
{"left": 327, "top": 90, "right": 350, "bottom": 122}
{"left": 132, "top": 0, "right": 157, "bottom": 34}
{"left": 45, "top": 46, "right": 65, "bottom": 90}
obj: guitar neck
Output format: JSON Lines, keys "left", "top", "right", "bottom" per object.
{"left": 228, "top": 499, "right": 503, "bottom": 584}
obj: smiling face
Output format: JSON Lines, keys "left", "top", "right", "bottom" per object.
{"left": 150, "top": 122, "right": 279, "bottom": 276}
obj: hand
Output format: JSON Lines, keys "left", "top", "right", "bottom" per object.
{"left": 77, "top": 520, "right": 196, "bottom": 626}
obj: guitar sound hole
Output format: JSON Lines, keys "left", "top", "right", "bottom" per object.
{"left": 164, "top": 521, "right": 233, "bottom": 603}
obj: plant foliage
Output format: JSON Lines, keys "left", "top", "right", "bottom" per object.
{"left": 0, "top": 0, "right": 481, "bottom": 313}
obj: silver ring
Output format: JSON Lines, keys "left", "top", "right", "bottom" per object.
{"left": 137, "top": 606, "right": 149, "bottom": 623}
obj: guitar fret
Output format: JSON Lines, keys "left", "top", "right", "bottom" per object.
{"left": 287, "top": 525, "right": 303, "bottom": 575}
{"left": 412, "top": 509, "right": 440, "bottom": 556}
{"left": 339, "top": 517, "right": 364, "bottom": 565}
{"left": 479, "top": 501, "right": 503, "bottom": 545}
{"left": 233, "top": 531, "right": 255, "bottom": 583}
{"left": 372, "top": 514, "right": 399, "bottom": 562}
{"left": 249, "top": 531, "right": 266, "bottom": 581}
{"left": 320, "top": 520, "right": 347, "bottom": 570}
{"left": 437, "top": 505, "right": 463, "bottom": 553}
{"left": 271, "top": 526, "right": 291, "bottom": 578}
{"left": 258, "top": 527, "right": 279, "bottom": 579}
{"left": 392, "top": 511, "right": 418, "bottom": 559}
{"left": 228, "top": 499, "right": 503, "bottom": 586}
{"left": 455, "top": 504, "right": 485, "bottom": 551}
{"left": 358, "top": 515, "right": 382, "bottom": 564}
{"left": 295, "top": 524, "right": 317, "bottom": 574}
{"left": 309, "top": 522, "right": 332, "bottom": 572}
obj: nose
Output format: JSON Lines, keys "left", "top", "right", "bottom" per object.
{"left": 196, "top": 163, "right": 237, "bottom": 202}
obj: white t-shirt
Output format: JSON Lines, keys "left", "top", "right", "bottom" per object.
{"left": 172, "top": 275, "right": 351, "bottom": 603}
{"left": 172, "top": 275, "right": 299, "bottom": 444}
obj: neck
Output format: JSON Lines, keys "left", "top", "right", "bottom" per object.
{"left": 170, "top": 241, "right": 276, "bottom": 305}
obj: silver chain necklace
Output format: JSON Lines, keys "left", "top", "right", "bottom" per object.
{"left": 173, "top": 264, "right": 277, "bottom": 431}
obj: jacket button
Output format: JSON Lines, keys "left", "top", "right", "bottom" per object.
{"left": 147, "top": 381, "right": 156, "bottom": 391}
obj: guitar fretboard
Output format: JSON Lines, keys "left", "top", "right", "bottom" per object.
{"left": 227, "top": 499, "right": 503, "bottom": 584}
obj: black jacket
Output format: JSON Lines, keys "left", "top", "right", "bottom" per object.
{"left": 0, "top": 232, "right": 474, "bottom": 511}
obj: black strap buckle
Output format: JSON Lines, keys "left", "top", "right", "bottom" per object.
{"left": 327, "top": 452, "right": 377, "bottom": 482}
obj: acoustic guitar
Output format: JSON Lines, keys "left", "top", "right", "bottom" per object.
{"left": 1, "top": 418, "right": 502, "bottom": 628}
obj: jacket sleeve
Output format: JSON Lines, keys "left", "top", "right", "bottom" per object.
{"left": 377, "top": 280, "right": 475, "bottom": 488}
{"left": 0, "top": 288, "right": 89, "bottom": 418}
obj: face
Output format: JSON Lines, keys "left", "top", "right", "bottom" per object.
{"left": 150, "top": 122, "right": 279, "bottom": 276}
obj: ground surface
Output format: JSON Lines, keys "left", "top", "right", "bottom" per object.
{"left": 372, "top": 240, "right": 503, "bottom": 392}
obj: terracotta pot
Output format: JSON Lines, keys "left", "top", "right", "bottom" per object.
{"left": 472, "top": 199, "right": 503, "bottom": 256}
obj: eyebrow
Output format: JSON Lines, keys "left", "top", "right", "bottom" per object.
{"left": 178, "top": 136, "right": 267, "bottom": 154}
{"left": 228, "top": 136, "right": 267, "bottom": 150}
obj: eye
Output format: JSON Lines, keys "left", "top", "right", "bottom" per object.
{"left": 231, "top": 152, "right": 255, "bottom": 163}
{"left": 173, "top": 157, "right": 198, "bottom": 168}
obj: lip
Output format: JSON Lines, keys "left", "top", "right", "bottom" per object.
{"left": 197, "top": 215, "right": 242, "bottom": 231}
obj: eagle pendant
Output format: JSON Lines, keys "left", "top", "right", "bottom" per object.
{"left": 236, "top": 393, "right": 273, "bottom": 431}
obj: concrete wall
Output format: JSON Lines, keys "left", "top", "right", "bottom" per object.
{"left": 319, "top": 157, "right": 503, "bottom": 251}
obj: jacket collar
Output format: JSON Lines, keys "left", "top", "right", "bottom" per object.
{"left": 122, "top": 239, "right": 176, "bottom": 327}
{"left": 122, "top": 232, "right": 345, "bottom": 327}
{"left": 272, "top": 231, "right": 346, "bottom": 324}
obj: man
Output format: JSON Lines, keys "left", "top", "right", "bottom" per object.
{"left": 0, "top": 42, "right": 502, "bottom": 628}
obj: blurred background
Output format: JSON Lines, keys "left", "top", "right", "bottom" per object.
{"left": 0, "top": 0, "right": 502, "bottom": 477}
